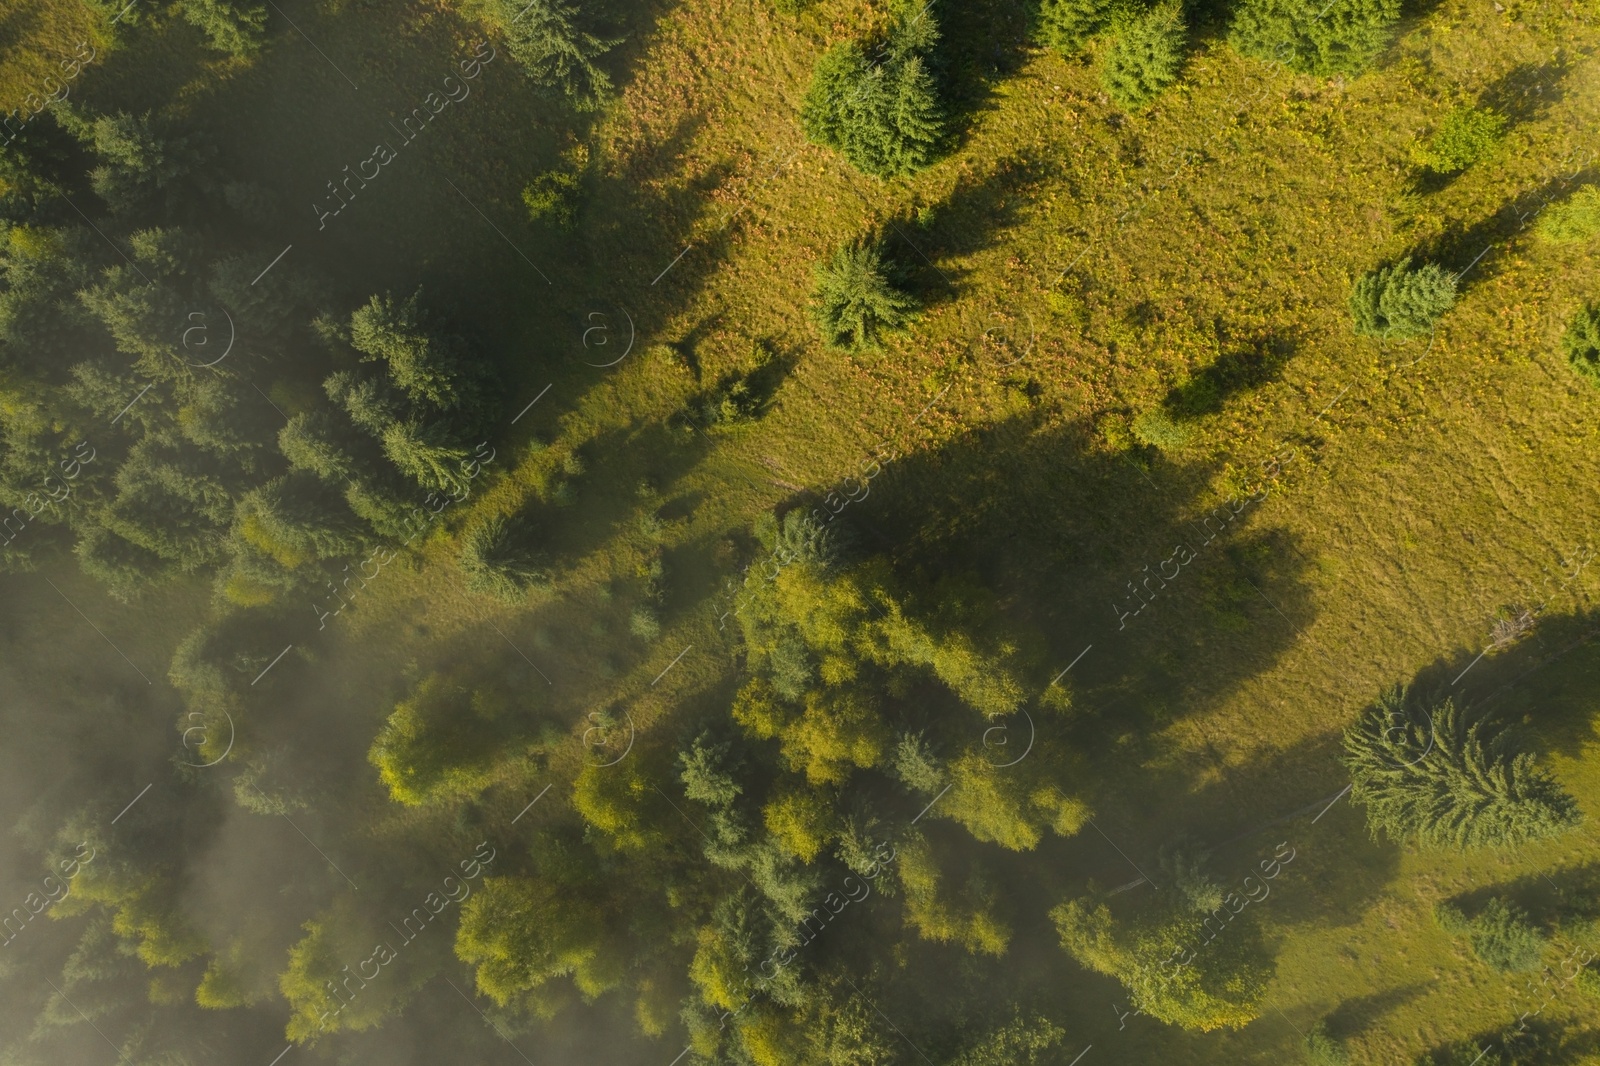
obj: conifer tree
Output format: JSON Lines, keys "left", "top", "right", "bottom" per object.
{"left": 1348, "top": 257, "right": 1457, "bottom": 339}
{"left": 800, "top": 6, "right": 945, "bottom": 177}
{"left": 1100, "top": 1, "right": 1186, "bottom": 112}
{"left": 810, "top": 238, "right": 919, "bottom": 351}
{"left": 1342, "top": 689, "right": 1582, "bottom": 849}
{"left": 1228, "top": 0, "right": 1400, "bottom": 76}
{"left": 493, "top": 0, "right": 623, "bottom": 111}
{"left": 458, "top": 514, "right": 547, "bottom": 600}
{"left": 1036, "top": 0, "right": 1115, "bottom": 55}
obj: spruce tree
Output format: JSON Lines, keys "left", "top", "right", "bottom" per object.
{"left": 1348, "top": 257, "right": 1457, "bottom": 339}
{"left": 178, "top": 0, "right": 268, "bottom": 56}
{"left": 1100, "top": 1, "right": 1187, "bottom": 112}
{"left": 1036, "top": 0, "right": 1115, "bottom": 55}
{"left": 1342, "top": 690, "right": 1582, "bottom": 849}
{"left": 1228, "top": 0, "right": 1400, "bottom": 77}
{"left": 459, "top": 514, "right": 547, "bottom": 601}
{"left": 493, "top": 0, "right": 622, "bottom": 112}
{"left": 810, "top": 238, "right": 919, "bottom": 351}
{"left": 800, "top": 7, "right": 945, "bottom": 178}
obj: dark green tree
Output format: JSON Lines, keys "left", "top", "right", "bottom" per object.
{"left": 459, "top": 514, "right": 547, "bottom": 600}
{"left": 1100, "top": 1, "right": 1186, "bottom": 111}
{"left": 1342, "top": 689, "right": 1582, "bottom": 849}
{"left": 349, "top": 290, "right": 488, "bottom": 415}
{"left": 800, "top": 8, "right": 945, "bottom": 178}
{"left": 1036, "top": 0, "right": 1115, "bottom": 54}
{"left": 810, "top": 238, "right": 919, "bottom": 351}
{"left": 1560, "top": 301, "right": 1600, "bottom": 388}
{"left": 178, "top": 0, "right": 268, "bottom": 56}
{"left": 234, "top": 472, "right": 367, "bottom": 568}
{"left": 491, "top": 0, "right": 622, "bottom": 111}
{"left": 1348, "top": 257, "right": 1457, "bottom": 339}
{"left": 381, "top": 419, "right": 474, "bottom": 494}
{"left": 1228, "top": 0, "right": 1400, "bottom": 76}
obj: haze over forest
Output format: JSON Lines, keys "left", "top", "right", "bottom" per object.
{"left": 1, "top": 0, "right": 1598, "bottom": 1062}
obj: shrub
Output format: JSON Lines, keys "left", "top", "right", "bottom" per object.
{"left": 1348, "top": 257, "right": 1457, "bottom": 339}
{"left": 1228, "top": 0, "right": 1400, "bottom": 76}
{"left": 810, "top": 239, "right": 919, "bottom": 351}
{"left": 522, "top": 169, "right": 581, "bottom": 229}
{"left": 1100, "top": 1, "right": 1186, "bottom": 111}
{"left": 1304, "top": 1020, "right": 1350, "bottom": 1066}
{"left": 1036, "top": 0, "right": 1116, "bottom": 54}
{"left": 459, "top": 515, "right": 547, "bottom": 601}
{"left": 629, "top": 606, "right": 661, "bottom": 640}
{"left": 1418, "top": 107, "right": 1506, "bottom": 174}
{"left": 1576, "top": 963, "right": 1600, "bottom": 997}
{"left": 1463, "top": 898, "right": 1547, "bottom": 973}
{"left": 1342, "top": 691, "right": 1582, "bottom": 849}
{"left": 799, "top": 9, "right": 945, "bottom": 177}
{"left": 1537, "top": 185, "right": 1600, "bottom": 243}
{"left": 1562, "top": 302, "right": 1600, "bottom": 388}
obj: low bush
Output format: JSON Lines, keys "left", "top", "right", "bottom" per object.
{"left": 1417, "top": 107, "right": 1506, "bottom": 174}
{"left": 1538, "top": 186, "right": 1600, "bottom": 243}
{"left": 1561, "top": 302, "right": 1600, "bottom": 388}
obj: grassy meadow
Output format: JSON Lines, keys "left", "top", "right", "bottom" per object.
{"left": 3, "top": 0, "right": 1600, "bottom": 1059}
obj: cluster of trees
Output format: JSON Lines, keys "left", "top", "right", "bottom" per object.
{"left": 1038, "top": 0, "right": 1401, "bottom": 111}
{"left": 800, "top": 0, "right": 946, "bottom": 176}
{"left": 1050, "top": 841, "right": 1274, "bottom": 1031}
{"left": 1342, "top": 688, "right": 1582, "bottom": 849}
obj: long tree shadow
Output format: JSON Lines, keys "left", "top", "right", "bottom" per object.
{"left": 930, "top": 0, "right": 1034, "bottom": 146}
{"left": 1420, "top": 167, "right": 1600, "bottom": 293}
{"left": 830, "top": 408, "right": 1319, "bottom": 809}
{"left": 1400, "top": 607, "right": 1600, "bottom": 761}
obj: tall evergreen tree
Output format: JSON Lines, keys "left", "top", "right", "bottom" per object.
{"left": 1228, "top": 0, "right": 1400, "bottom": 76}
{"left": 1100, "top": 1, "right": 1187, "bottom": 111}
{"left": 1348, "top": 257, "right": 1457, "bottom": 339}
{"left": 1342, "top": 689, "right": 1582, "bottom": 849}
{"left": 810, "top": 238, "right": 919, "bottom": 351}
{"left": 492, "top": 0, "right": 623, "bottom": 111}
{"left": 800, "top": 6, "right": 945, "bottom": 177}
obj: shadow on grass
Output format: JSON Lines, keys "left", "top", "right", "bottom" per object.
{"left": 1420, "top": 167, "right": 1600, "bottom": 294}
{"left": 1163, "top": 332, "right": 1296, "bottom": 421}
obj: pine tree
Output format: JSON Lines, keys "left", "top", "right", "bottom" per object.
{"left": 799, "top": 8, "right": 945, "bottom": 178}
{"left": 381, "top": 419, "right": 473, "bottom": 494}
{"left": 1561, "top": 302, "right": 1600, "bottom": 388}
{"left": 1348, "top": 257, "right": 1457, "bottom": 339}
{"left": 1228, "top": 0, "right": 1400, "bottom": 77}
{"left": 493, "top": 0, "right": 623, "bottom": 112}
{"left": 458, "top": 514, "right": 547, "bottom": 600}
{"left": 1342, "top": 690, "right": 1582, "bottom": 849}
{"left": 1036, "top": 0, "right": 1116, "bottom": 55}
{"left": 1100, "top": 1, "right": 1187, "bottom": 112}
{"left": 178, "top": 0, "right": 268, "bottom": 56}
{"left": 810, "top": 238, "right": 919, "bottom": 351}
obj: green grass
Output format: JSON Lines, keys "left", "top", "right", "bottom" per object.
{"left": 4, "top": 0, "right": 1600, "bottom": 1059}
